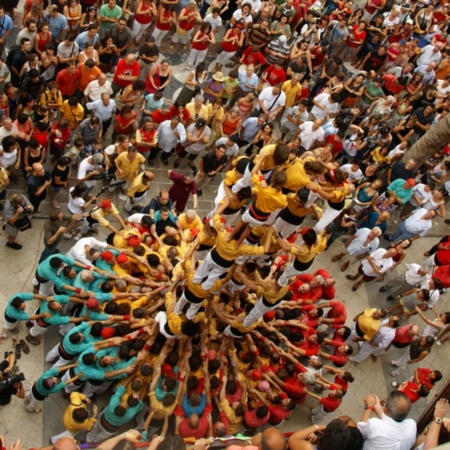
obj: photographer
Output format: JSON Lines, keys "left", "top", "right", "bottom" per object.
{"left": 4, "top": 194, "right": 34, "bottom": 251}
{"left": 0, "top": 352, "right": 25, "bottom": 406}
{"left": 77, "top": 153, "right": 106, "bottom": 198}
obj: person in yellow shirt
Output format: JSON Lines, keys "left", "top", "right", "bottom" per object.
{"left": 50, "top": 392, "right": 97, "bottom": 443}
{"left": 219, "top": 372, "right": 247, "bottom": 435}
{"left": 228, "top": 152, "right": 287, "bottom": 246}
{"left": 125, "top": 170, "right": 154, "bottom": 213}
{"left": 178, "top": 209, "right": 204, "bottom": 240}
{"left": 276, "top": 227, "right": 327, "bottom": 287}
{"left": 60, "top": 97, "right": 84, "bottom": 130}
{"left": 81, "top": 198, "right": 127, "bottom": 237}
{"left": 282, "top": 74, "right": 303, "bottom": 107}
{"left": 111, "top": 147, "right": 146, "bottom": 194}
{"left": 284, "top": 158, "right": 325, "bottom": 193}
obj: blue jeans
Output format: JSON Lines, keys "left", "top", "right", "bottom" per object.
{"left": 388, "top": 222, "right": 414, "bottom": 242}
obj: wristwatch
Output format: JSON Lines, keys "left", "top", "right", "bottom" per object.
{"left": 435, "top": 417, "right": 443, "bottom": 425}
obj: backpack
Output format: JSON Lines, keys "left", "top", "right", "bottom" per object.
{"left": 6, "top": 45, "right": 21, "bottom": 69}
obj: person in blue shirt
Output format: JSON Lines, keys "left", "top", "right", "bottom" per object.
{"left": 387, "top": 178, "right": 415, "bottom": 206}
{"left": 25, "top": 364, "right": 78, "bottom": 413}
{"left": 46, "top": 6, "right": 68, "bottom": 43}
{"left": 0, "top": 7, "right": 14, "bottom": 58}
{"left": 3, "top": 292, "right": 50, "bottom": 332}
{"left": 86, "top": 384, "right": 143, "bottom": 443}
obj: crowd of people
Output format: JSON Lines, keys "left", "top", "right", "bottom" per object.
{"left": 1, "top": 0, "right": 450, "bottom": 447}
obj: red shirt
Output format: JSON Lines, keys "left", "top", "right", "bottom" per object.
{"left": 242, "top": 47, "right": 266, "bottom": 66}
{"left": 433, "top": 265, "right": 450, "bottom": 288}
{"left": 315, "top": 268, "right": 336, "bottom": 300}
{"left": 327, "top": 301, "right": 347, "bottom": 328}
{"left": 177, "top": 404, "right": 211, "bottom": 439}
{"left": 152, "top": 109, "right": 172, "bottom": 124}
{"left": 283, "top": 378, "right": 307, "bottom": 402}
{"left": 55, "top": 68, "right": 81, "bottom": 96}
{"left": 264, "top": 65, "right": 287, "bottom": 86}
{"left": 382, "top": 73, "right": 404, "bottom": 95}
{"left": 33, "top": 128, "right": 49, "bottom": 149}
{"left": 334, "top": 375, "right": 349, "bottom": 393}
{"left": 320, "top": 395, "right": 341, "bottom": 412}
{"left": 50, "top": 123, "right": 71, "bottom": 150}
{"left": 244, "top": 408, "right": 270, "bottom": 428}
{"left": 113, "top": 59, "right": 141, "bottom": 88}
{"left": 417, "top": 368, "right": 433, "bottom": 389}
{"left": 401, "top": 381, "right": 420, "bottom": 403}
{"left": 268, "top": 404, "right": 291, "bottom": 423}
{"left": 346, "top": 25, "right": 366, "bottom": 48}
{"left": 170, "top": 105, "right": 190, "bottom": 123}
{"left": 393, "top": 324, "right": 415, "bottom": 348}
{"left": 113, "top": 111, "right": 138, "bottom": 134}
{"left": 214, "top": 411, "right": 230, "bottom": 437}
{"left": 325, "top": 134, "right": 344, "bottom": 157}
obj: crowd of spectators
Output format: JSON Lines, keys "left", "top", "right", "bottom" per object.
{"left": 1, "top": 0, "right": 450, "bottom": 448}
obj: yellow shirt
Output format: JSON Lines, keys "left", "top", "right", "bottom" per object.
{"left": 178, "top": 213, "right": 204, "bottom": 231}
{"left": 253, "top": 175, "right": 287, "bottom": 213}
{"left": 60, "top": 101, "right": 84, "bottom": 129}
{"left": 284, "top": 158, "right": 315, "bottom": 192}
{"left": 289, "top": 233, "right": 327, "bottom": 263}
{"left": 285, "top": 193, "right": 314, "bottom": 217}
{"left": 40, "top": 89, "right": 63, "bottom": 108}
{"left": 63, "top": 392, "right": 96, "bottom": 433}
{"left": 358, "top": 308, "right": 381, "bottom": 341}
{"left": 212, "top": 214, "right": 266, "bottom": 261}
{"left": 112, "top": 228, "right": 141, "bottom": 248}
{"left": 224, "top": 156, "right": 247, "bottom": 187}
{"left": 115, "top": 152, "right": 146, "bottom": 183}
{"left": 91, "top": 204, "right": 120, "bottom": 227}
{"left": 282, "top": 80, "right": 302, "bottom": 107}
{"left": 253, "top": 144, "right": 278, "bottom": 172}
{"left": 127, "top": 172, "right": 151, "bottom": 197}
{"left": 165, "top": 291, "right": 205, "bottom": 335}
{"left": 186, "top": 102, "right": 209, "bottom": 121}
{"left": 184, "top": 259, "right": 224, "bottom": 299}
{"left": 207, "top": 103, "right": 224, "bottom": 123}
{"left": 149, "top": 391, "right": 177, "bottom": 420}
{"left": 0, "top": 167, "right": 9, "bottom": 193}
{"left": 220, "top": 399, "right": 244, "bottom": 435}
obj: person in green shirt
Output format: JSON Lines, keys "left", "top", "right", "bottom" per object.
{"left": 359, "top": 78, "right": 385, "bottom": 111}
{"left": 99, "top": 0, "right": 123, "bottom": 35}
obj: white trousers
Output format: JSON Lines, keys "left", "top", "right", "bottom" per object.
{"left": 51, "top": 431, "right": 77, "bottom": 445}
{"left": 125, "top": 192, "right": 147, "bottom": 212}
{"left": 155, "top": 311, "right": 178, "bottom": 339}
{"left": 62, "top": 368, "right": 84, "bottom": 393}
{"left": 193, "top": 252, "right": 229, "bottom": 290}
{"left": 314, "top": 206, "right": 342, "bottom": 233}
{"left": 172, "top": 29, "right": 194, "bottom": 45}
{"left": 25, "top": 389, "right": 43, "bottom": 412}
{"left": 3, "top": 318, "right": 18, "bottom": 331}
{"left": 45, "top": 343, "right": 75, "bottom": 368}
{"left": 86, "top": 411, "right": 115, "bottom": 443}
{"left": 132, "top": 20, "right": 152, "bottom": 41}
{"left": 174, "top": 291, "right": 204, "bottom": 320}
{"left": 311, "top": 405, "right": 331, "bottom": 424}
{"left": 273, "top": 217, "right": 301, "bottom": 238}
{"left": 152, "top": 27, "right": 170, "bottom": 46}
{"left": 216, "top": 51, "right": 236, "bottom": 66}
{"left": 188, "top": 48, "right": 208, "bottom": 68}
{"left": 278, "top": 262, "right": 309, "bottom": 287}
{"left": 243, "top": 298, "right": 278, "bottom": 327}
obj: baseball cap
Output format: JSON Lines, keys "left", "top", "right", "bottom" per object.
{"left": 101, "top": 251, "right": 114, "bottom": 261}
{"left": 127, "top": 236, "right": 141, "bottom": 247}
{"left": 278, "top": 35, "right": 287, "bottom": 44}
{"left": 100, "top": 199, "right": 112, "bottom": 209}
{"left": 195, "top": 118, "right": 206, "bottom": 128}
{"left": 86, "top": 297, "right": 100, "bottom": 310}
{"left": 101, "top": 327, "right": 115, "bottom": 339}
{"left": 116, "top": 253, "right": 129, "bottom": 264}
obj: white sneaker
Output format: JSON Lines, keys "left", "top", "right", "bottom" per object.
{"left": 436, "top": 340, "right": 442, "bottom": 346}
{"left": 73, "top": 234, "right": 81, "bottom": 241}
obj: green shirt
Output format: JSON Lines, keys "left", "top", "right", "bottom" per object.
{"left": 362, "top": 82, "right": 385, "bottom": 105}
{"left": 5, "top": 293, "right": 34, "bottom": 321}
{"left": 104, "top": 385, "right": 143, "bottom": 427}
{"left": 99, "top": 4, "right": 123, "bottom": 30}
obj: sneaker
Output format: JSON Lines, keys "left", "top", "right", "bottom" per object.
{"left": 63, "top": 233, "right": 73, "bottom": 239}
{"left": 436, "top": 340, "right": 442, "bottom": 346}
{"left": 349, "top": 356, "right": 359, "bottom": 363}
{"left": 73, "top": 234, "right": 82, "bottom": 241}
{"left": 6, "top": 242, "right": 22, "bottom": 250}
{"left": 391, "top": 381, "right": 399, "bottom": 387}
{"left": 50, "top": 201, "right": 60, "bottom": 209}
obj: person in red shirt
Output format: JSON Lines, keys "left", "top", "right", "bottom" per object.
{"left": 307, "top": 388, "right": 343, "bottom": 424}
{"left": 391, "top": 323, "right": 420, "bottom": 349}
{"left": 392, "top": 380, "right": 429, "bottom": 403}
{"left": 423, "top": 234, "right": 450, "bottom": 266}
{"left": 314, "top": 268, "right": 336, "bottom": 300}
{"left": 319, "top": 366, "right": 355, "bottom": 394}
{"left": 55, "top": 61, "right": 80, "bottom": 98}
{"left": 317, "top": 300, "right": 347, "bottom": 329}
{"left": 292, "top": 273, "right": 325, "bottom": 303}
{"left": 382, "top": 73, "right": 408, "bottom": 95}
{"left": 263, "top": 391, "right": 295, "bottom": 425}
{"left": 325, "top": 131, "right": 345, "bottom": 159}
{"left": 240, "top": 45, "right": 267, "bottom": 70}
{"left": 112, "top": 54, "right": 140, "bottom": 97}
{"left": 413, "top": 368, "right": 442, "bottom": 390}
{"left": 112, "top": 105, "right": 138, "bottom": 141}
{"left": 262, "top": 61, "right": 287, "bottom": 87}
{"left": 319, "top": 338, "right": 353, "bottom": 367}
{"left": 243, "top": 403, "right": 270, "bottom": 429}
{"left": 175, "top": 403, "right": 212, "bottom": 438}
{"left": 49, "top": 118, "right": 71, "bottom": 159}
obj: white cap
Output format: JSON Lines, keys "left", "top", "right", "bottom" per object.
{"left": 278, "top": 35, "right": 287, "bottom": 43}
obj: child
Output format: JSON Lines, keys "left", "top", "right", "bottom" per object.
{"left": 64, "top": 138, "right": 85, "bottom": 168}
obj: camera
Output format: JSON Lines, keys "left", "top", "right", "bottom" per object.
{"left": 0, "top": 373, "right": 25, "bottom": 393}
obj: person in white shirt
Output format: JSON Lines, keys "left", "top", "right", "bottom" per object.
{"left": 340, "top": 163, "right": 363, "bottom": 183}
{"left": 214, "top": 136, "right": 239, "bottom": 161}
{"left": 76, "top": 153, "right": 105, "bottom": 193}
{"left": 257, "top": 84, "right": 286, "bottom": 122}
{"left": 15, "top": 19, "right": 37, "bottom": 45}
{"left": 349, "top": 316, "right": 400, "bottom": 363}
{"left": 84, "top": 74, "right": 113, "bottom": 102}
{"left": 346, "top": 248, "right": 397, "bottom": 291}
{"left": 66, "top": 236, "right": 109, "bottom": 266}
{"left": 155, "top": 117, "right": 186, "bottom": 166}
{"left": 204, "top": 10, "right": 223, "bottom": 32}
{"left": 281, "top": 101, "right": 308, "bottom": 141}
{"left": 310, "top": 92, "right": 340, "bottom": 120}
{"left": 388, "top": 208, "right": 438, "bottom": 242}
{"left": 331, "top": 227, "right": 381, "bottom": 271}
{"left": 294, "top": 119, "right": 324, "bottom": 151}
{"left": 416, "top": 43, "right": 443, "bottom": 67}
{"left": 380, "top": 263, "right": 429, "bottom": 299}
{"left": 399, "top": 182, "right": 433, "bottom": 219}
{"left": 357, "top": 391, "right": 417, "bottom": 450}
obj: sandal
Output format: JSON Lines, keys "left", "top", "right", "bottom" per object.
{"left": 19, "top": 339, "right": 30, "bottom": 354}
{"left": 26, "top": 408, "right": 42, "bottom": 414}
{"left": 340, "top": 261, "right": 350, "bottom": 272}
{"left": 389, "top": 360, "right": 398, "bottom": 367}
{"left": 26, "top": 335, "right": 40, "bottom": 346}
{"left": 15, "top": 343, "right": 21, "bottom": 360}
{"left": 331, "top": 254, "right": 343, "bottom": 262}
{"left": 370, "top": 354, "right": 378, "bottom": 362}
{"left": 11, "top": 334, "right": 18, "bottom": 348}
{"left": 346, "top": 274, "right": 357, "bottom": 280}
{"left": 390, "top": 370, "right": 399, "bottom": 377}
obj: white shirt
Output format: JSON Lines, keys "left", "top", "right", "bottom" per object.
{"left": 184, "top": 123, "right": 211, "bottom": 155}
{"left": 16, "top": 28, "right": 37, "bottom": 45}
{"left": 358, "top": 413, "right": 417, "bottom": 450}
{"left": 372, "top": 319, "right": 396, "bottom": 349}
{"left": 404, "top": 263, "right": 429, "bottom": 286}
{"left": 127, "top": 213, "right": 146, "bottom": 225}
{"left": 215, "top": 137, "right": 239, "bottom": 158}
{"left": 84, "top": 79, "right": 113, "bottom": 101}
{"left": 86, "top": 99, "right": 116, "bottom": 122}
{"left": 404, "top": 208, "right": 433, "bottom": 236}
{"left": 68, "top": 187, "right": 85, "bottom": 214}
{"left": 311, "top": 93, "right": 338, "bottom": 120}
{"left": 417, "top": 45, "right": 442, "bottom": 66}
{"left": 66, "top": 237, "right": 107, "bottom": 265}
{"left": 258, "top": 87, "right": 286, "bottom": 114}
{"left": 0, "top": 124, "right": 19, "bottom": 142}
{"left": 341, "top": 164, "right": 363, "bottom": 182}
{"left": 281, "top": 106, "right": 308, "bottom": 131}
{"left": 362, "top": 248, "right": 394, "bottom": 277}
{"left": 298, "top": 121, "right": 325, "bottom": 150}
{"left": 77, "top": 157, "right": 102, "bottom": 188}
{"left": 409, "top": 183, "right": 432, "bottom": 207}
{"left": 204, "top": 13, "right": 223, "bottom": 31}
{"left": 156, "top": 120, "right": 186, "bottom": 152}
{"left": 347, "top": 228, "right": 379, "bottom": 257}
{"left": 57, "top": 41, "right": 80, "bottom": 60}
{"left": 388, "top": 144, "right": 405, "bottom": 160}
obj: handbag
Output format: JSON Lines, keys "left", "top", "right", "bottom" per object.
{"left": 14, "top": 215, "right": 32, "bottom": 232}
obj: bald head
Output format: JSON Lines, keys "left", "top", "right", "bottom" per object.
{"left": 261, "top": 428, "right": 286, "bottom": 450}
{"left": 188, "top": 414, "right": 199, "bottom": 429}
{"left": 53, "top": 437, "right": 78, "bottom": 450}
